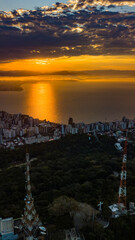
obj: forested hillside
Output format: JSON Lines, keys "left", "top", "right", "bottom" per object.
{"left": 0, "top": 134, "right": 135, "bottom": 239}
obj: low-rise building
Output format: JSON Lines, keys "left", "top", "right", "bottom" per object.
{"left": 0, "top": 218, "right": 18, "bottom": 240}
{"left": 65, "top": 228, "right": 84, "bottom": 240}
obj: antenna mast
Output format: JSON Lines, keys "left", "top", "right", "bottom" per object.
{"left": 22, "top": 153, "right": 41, "bottom": 240}
{"left": 118, "top": 133, "right": 128, "bottom": 208}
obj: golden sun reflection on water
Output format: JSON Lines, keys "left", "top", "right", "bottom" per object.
{"left": 26, "top": 82, "right": 58, "bottom": 121}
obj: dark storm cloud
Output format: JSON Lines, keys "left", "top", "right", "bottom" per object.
{"left": 0, "top": 0, "right": 135, "bottom": 60}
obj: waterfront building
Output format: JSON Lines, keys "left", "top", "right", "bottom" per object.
{"left": 68, "top": 117, "right": 74, "bottom": 125}
{"left": 61, "top": 124, "right": 65, "bottom": 135}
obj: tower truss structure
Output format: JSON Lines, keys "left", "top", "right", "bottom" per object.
{"left": 118, "top": 136, "right": 128, "bottom": 208}
{"left": 21, "top": 153, "right": 41, "bottom": 240}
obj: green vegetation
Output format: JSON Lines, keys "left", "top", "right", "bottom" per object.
{"left": 0, "top": 134, "right": 135, "bottom": 239}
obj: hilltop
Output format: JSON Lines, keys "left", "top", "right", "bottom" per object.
{"left": 0, "top": 134, "right": 135, "bottom": 239}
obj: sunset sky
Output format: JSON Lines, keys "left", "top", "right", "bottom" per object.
{"left": 0, "top": 0, "right": 135, "bottom": 80}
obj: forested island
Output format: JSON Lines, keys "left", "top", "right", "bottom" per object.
{"left": 0, "top": 82, "right": 23, "bottom": 91}
{"left": 0, "top": 134, "right": 135, "bottom": 239}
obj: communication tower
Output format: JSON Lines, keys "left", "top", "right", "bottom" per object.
{"left": 21, "top": 153, "right": 46, "bottom": 239}
{"left": 118, "top": 133, "right": 128, "bottom": 209}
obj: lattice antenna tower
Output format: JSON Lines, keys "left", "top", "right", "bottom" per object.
{"left": 21, "top": 152, "right": 41, "bottom": 240}
{"left": 118, "top": 132, "right": 128, "bottom": 208}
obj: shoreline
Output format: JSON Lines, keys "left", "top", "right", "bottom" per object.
{"left": 0, "top": 82, "right": 23, "bottom": 92}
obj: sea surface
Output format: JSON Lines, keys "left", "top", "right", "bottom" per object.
{"left": 0, "top": 80, "right": 135, "bottom": 124}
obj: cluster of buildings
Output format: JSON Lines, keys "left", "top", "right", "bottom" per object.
{"left": 109, "top": 202, "right": 135, "bottom": 219}
{"left": 0, "top": 111, "right": 60, "bottom": 148}
{"left": 0, "top": 111, "right": 135, "bottom": 149}
{"left": 1, "top": 113, "right": 135, "bottom": 238}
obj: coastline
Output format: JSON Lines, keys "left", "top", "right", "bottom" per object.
{"left": 0, "top": 82, "right": 23, "bottom": 91}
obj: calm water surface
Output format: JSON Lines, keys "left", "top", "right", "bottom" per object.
{"left": 0, "top": 81, "right": 135, "bottom": 124}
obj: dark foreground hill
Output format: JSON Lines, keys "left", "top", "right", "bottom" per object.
{"left": 0, "top": 134, "right": 135, "bottom": 240}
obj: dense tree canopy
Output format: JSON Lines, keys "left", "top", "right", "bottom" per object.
{"left": 0, "top": 134, "right": 135, "bottom": 239}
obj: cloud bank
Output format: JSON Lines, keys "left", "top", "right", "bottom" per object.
{"left": 0, "top": 0, "right": 135, "bottom": 60}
